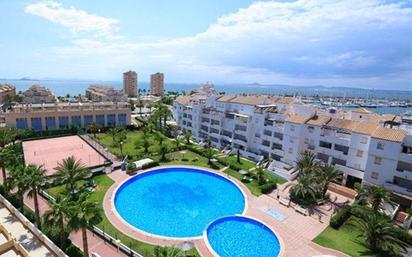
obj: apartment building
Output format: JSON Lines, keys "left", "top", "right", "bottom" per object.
{"left": 0, "top": 84, "right": 16, "bottom": 104}
{"left": 4, "top": 102, "right": 131, "bottom": 131}
{"left": 85, "top": 84, "right": 126, "bottom": 102}
{"left": 123, "top": 70, "right": 137, "bottom": 97}
{"left": 173, "top": 92, "right": 412, "bottom": 205}
{"left": 22, "top": 85, "right": 55, "bottom": 104}
{"left": 150, "top": 72, "right": 164, "bottom": 96}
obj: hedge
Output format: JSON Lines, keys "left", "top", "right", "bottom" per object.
{"left": 260, "top": 182, "right": 277, "bottom": 194}
{"left": 330, "top": 205, "right": 352, "bottom": 229}
{"left": 142, "top": 160, "right": 159, "bottom": 169}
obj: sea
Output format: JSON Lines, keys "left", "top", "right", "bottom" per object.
{"left": 1, "top": 79, "right": 411, "bottom": 115}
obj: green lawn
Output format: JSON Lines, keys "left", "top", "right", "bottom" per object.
{"left": 46, "top": 174, "right": 200, "bottom": 257}
{"left": 222, "top": 155, "right": 256, "bottom": 170}
{"left": 313, "top": 217, "right": 375, "bottom": 257}
{"left": 95, "top": 130, "right": 174, "bottom": 162}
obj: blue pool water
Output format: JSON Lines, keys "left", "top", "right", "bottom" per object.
{"left": 206, "top": 216, "right": 281, "bottom": 257}
{"left": 114, "top": 167, "right": 245, "bottom": 238}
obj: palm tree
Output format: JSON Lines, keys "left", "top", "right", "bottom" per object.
{"left": 317, "top": 164, "right": 342, "bottom": 197}
{"left": 256, "top": 165, "right": 266, "bottom": 185}
{"left": 184, "top": 131, "right": 192, "bottom": 144}
{"left": 155, "top": 132, "right": 164, "bottom": 146}
{"left": 86, "top": 123, "right": 101, "bottom": 138}
{"left": 296, "top": 150, "right": 320, "bottom": 174}
{"left": 0, "top": 128, "right": 13, "bottom": 147}
{"left": 173, "top": 137, "right": 182, "bottom": 151}
{"left": 54, "top": 156, "right": 91, "bottom": 195}
{"left": 153, "top": 246, "right": 183, "bottom": 257}
{"left": 0, "top": 147, "right": 13, "bottom": 193}
{"left": 44, "top": 196, "right": 71, "bottom": 249}
{"left": 204, "top": 140, "right": 214, "bottom": 165}
{"left": 26, "top": 164, "right": 47, "bottom": 228}
{"left": 357, "top": 185, "right": 394, "bottom": 212}
{"left": 68, "top": 193, "right": 102, "bottom": 257}
{"left": 290, "top": 173, "right": 318, "bottom": 203}
{"left": 136, "top": 99, "right": 144, "bottom": 114}
{"left": 107, "top": 127, "right": 121, "bottom": 144}
{"left": 159, "top": 145, "right": 169, "bottom": 161}
{"left": 114, "top": 130, "right": 127, "bottom": 158}
{"left": 353, "top": 213, "right": 409, "bottom": 253}
{"left": 8, "top": 165, "right": 29, "bottom": 211}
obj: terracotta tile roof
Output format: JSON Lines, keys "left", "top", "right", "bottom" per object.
{"left": 229, "top": 95, "right": 271, "bottom": 105}
{"left": 327, "top": 119, "right": 359, "bottom": 131}
{"left": 286, "top": 114, "right": 310, "bottom": 124}
{"left": 352, "top": 121, "right": 379, "bottom": 135}
{"left": 175, "top": 95, "right": 192, "bottom": 105}
{"left": 217, "top": 95, "right": 236, "bottom": 102}
{"left": 372, "top": 126, "right": 407, "bottom": 143}
{"left": 352, "top": 107, "right": 372, "bottom": 114}
{"left": 306, "top": 115, "right": 331, "bottom": 126}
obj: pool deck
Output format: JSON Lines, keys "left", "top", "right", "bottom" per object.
{"left": 103, "top": 165, "right": 351, "bottom": 257}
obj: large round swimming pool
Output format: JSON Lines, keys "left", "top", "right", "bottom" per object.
{"left": 113, "top": 167, "right": 245, "bottom": 238}
{"left": 205, "top": 216, "right": 281, "bottom": 257}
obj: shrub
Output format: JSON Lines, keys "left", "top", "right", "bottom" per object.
{"left": 65, "top": 244, "right": 83, "bottom": 257}
{"left": 260, "top": 182, "right": 277, "bottom": 194}
{"left": 23, "top": 208, "right": 36, "bottom": 223}
{"left": 7, "top": 193, "right": 21, "bottom": 209}
{"left": 330, "top": 205, "right": 352, "bottom": 229}
{"left": 142, "top": 161, "right": 159, "bottom": 169}
{"left": 181, "top": 158, "right": 189, "bottom": 162}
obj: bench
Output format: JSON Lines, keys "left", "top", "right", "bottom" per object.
{"left": 294, "top": 205, "right": 309, "bottom": 216}
{"left": 279, "top": 197, "right": 290, "bottom": 207}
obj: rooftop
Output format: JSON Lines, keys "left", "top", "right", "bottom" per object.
{"left": 372, "top": 126, "right": 407, "bottom": 143}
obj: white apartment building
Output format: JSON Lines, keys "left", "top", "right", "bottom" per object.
{"left": 173, "top": 92, "right": 412, "bottom": 206}
{"left": 22, "top": 85, "right": 55, "bottom": 104}
{"left": 4, "top": 102, "right": 131, "bottom": 131}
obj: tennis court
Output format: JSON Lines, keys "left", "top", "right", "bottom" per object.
{"left": 23, "top": 135, "right": 107, "bottom": 176}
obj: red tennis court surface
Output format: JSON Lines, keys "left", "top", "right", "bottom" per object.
{"left": 23, "top": 135, "right": 107, "bottom": 176}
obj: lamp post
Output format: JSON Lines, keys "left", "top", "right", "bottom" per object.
{"left": 120, "top": 141, "right": 124, "bottom": 159}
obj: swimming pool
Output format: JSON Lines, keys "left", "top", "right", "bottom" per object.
{"left": 205, "top": 216, "right": 281, "bottom": 257}
{"left": 113, "top": 166, "right": 246, "bottom": 238}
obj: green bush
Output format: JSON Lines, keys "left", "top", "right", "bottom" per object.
{"left": 260, "top": 182, "right": 277, "bottom": 194}
{"left": 7, "top": 193, "right": 21, "bottom": 209}
{"left": 181, "top": 158, "right": 189, "bottom": 162}
{"left": 142, "top": 160, "right": 159, "bottom": 169}
{"left": 23, "top": 208, "right": 36, "bottom": 223}
{"left": 65, "top": 244, "right": 83, "bottom": 257}
{"left": 330, "top": 205, "right": 352, "bottom": 229}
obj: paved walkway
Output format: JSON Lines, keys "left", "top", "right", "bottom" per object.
{"left": 103, "top": 166, "right": 350, "bottom": 257}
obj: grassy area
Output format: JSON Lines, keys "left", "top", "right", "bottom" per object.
{"left": 313, "top": 216, "right": 375, "bottom": 257}
{"left": 222, "top": 155, "right": 256, "bottom": 170}
{"left": 95, "top": 130, "right": 174, "bottom": 162}
{"left": 46, "top": 175, "right": 200, "bottom": 257}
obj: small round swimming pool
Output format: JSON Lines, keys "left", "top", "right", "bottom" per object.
{"left": 205, "top": 216, "right": 281, "bottom": 257}
{"left": 113, "top": 167, "right": 245, "bottom": 238}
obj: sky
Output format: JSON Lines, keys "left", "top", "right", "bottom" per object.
{"left": 0, "top": 0, "right": 411, "bottom": 90}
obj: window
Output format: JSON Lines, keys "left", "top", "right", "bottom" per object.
{"left": 371, "top": 172, "right": 379, "bottom": 180}
{"left": 307, "top": 126, "right": 314, "bottom": 133}
{"left": 374, "top": 157, "right": 382, "bottom": 165}
{"left": 356, "top": 150, "right": 363, "bottom": 157}
{"left": 288, "top": 148, "right": 293, "bottom": 154}
{"left": 377, "top": 142, "right": 385, "bottom": 150}
{"left": 290, "top": 125, "right": 295, "bottom": 132}
{"left": 360, "top": 136, "right": 368, "bottom": 144}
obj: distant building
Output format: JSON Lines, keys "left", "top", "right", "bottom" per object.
{"left": 22, "top": 85, "right": 55, "bottom": 104}
{"left": 0, "top": 84, "right": 16, "bottom": 104}
{"left": 123, "top": 70, "right": 137, "bottom": 97}
{"left": 85, "top": 84, "right": 126, "bottom": 102}
{"left": 4, "top": 102, "right": 131, "bottom": 131}
{"left": 150, "top": 72, "right": 164, "bottom": 96}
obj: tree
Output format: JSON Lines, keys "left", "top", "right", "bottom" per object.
{"left": 357, "top": 185, "right": 394, "bottom": 212}
{"left": 0, "top": 147, "right": 13, "bottom": 193}
{"left": 26, "top": 164, "right": 47, "bottom": 228}
{"left": 8, "top": 165, "right": 29, "bottom": 212}
{"left": 136, "top": 99, "right": 144, "bottom": 114}
{"left": 44, "top": 196, "right": 71, "bottom": 249}
{"left": 155, "top": 132, "right": 164, "bottom": 146}
{"left": 68, "top": 193, "right": 102, "bottom": 257}
{"left": 54, "top": 156, "right": 91, "bottom": 195}
{"left": 317, "top": 164, "right": 342, "bottom": 197}
{"left": 0, "top": 128, "right": 15, "bottom": 147}
{"left": 159, "top": 145, "right": 169, "bottom": 161}
{"left": 290, "top": 173, "right": 318, "bottom": 204}
{"left": 296, "top": 150, "right": 320, "bottom": 174}
{"left": 114, "top": 130, "right": 127, "bottom": 158}
{"left": 353, "top": 212, "right": 409, "bottom": 254}
{"left": 107, "top": 127, "right": 121, "bottom": 144}
{"left": 86, "top": 123, "right": 101, "bottom": 138}
{"left": 173, "top": 137, "right": 182, "bottom": 151}
{"left": 256, "top": 165, "right": 266, "bottom": 186}
{"left": 204, "top": 140, "right": 214, "bottom": 165}
{"left": 184, "top": 131, "right": 192, "bottom": 144}
{"left": 237, "top": 149, "right": 241, "bottom": 163}
{"left": 152, "top": 246, "right": 183, "bottom": 257}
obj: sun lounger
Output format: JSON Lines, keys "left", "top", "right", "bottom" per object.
{"left": 279, "top": 197, "right": 290, "bottom": 207}
{"left": 294, "top": 205, "right": 309, "bottom": 216}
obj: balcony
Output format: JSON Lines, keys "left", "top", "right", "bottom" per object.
{"left": 384, "top": 181, "right": 412, "bottom": 197}
{"left": 399, "top": 152, "right": 412, "bottom": 164}
{"left": 397, "top": 161, "right": 412, "bottom": 172}
{"left": 272, "top": 148, "right": 284, "bottom": 157}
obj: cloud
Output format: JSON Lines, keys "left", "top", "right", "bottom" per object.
{"left": 24, "top": 0, "right": 119, "bottom": 38}
{"left": 23, "top": 0, "right": 412, "bottom": 90}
